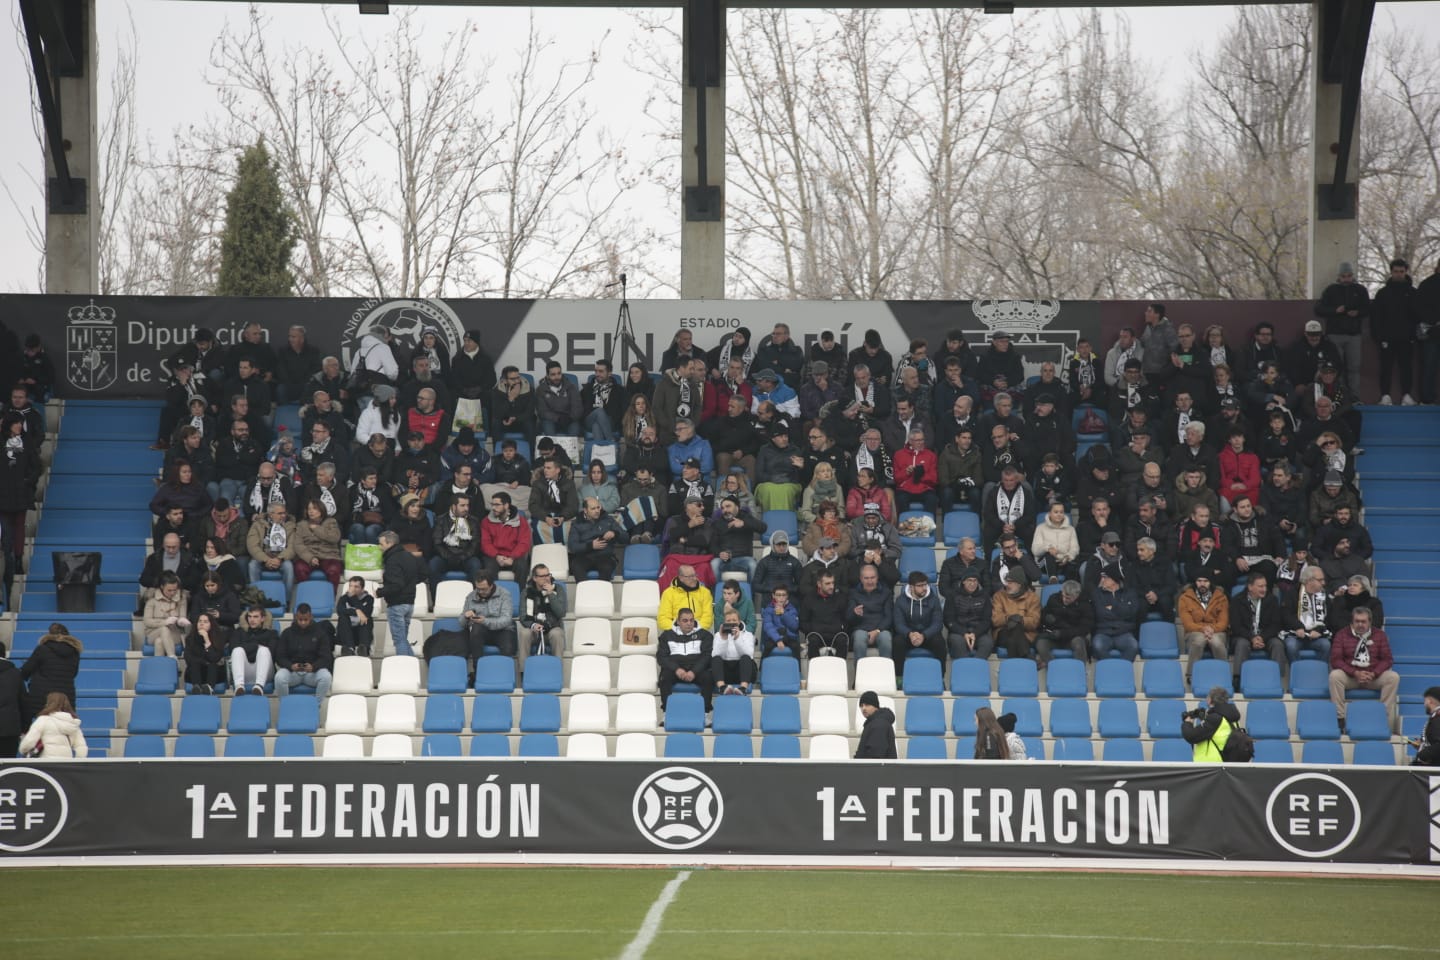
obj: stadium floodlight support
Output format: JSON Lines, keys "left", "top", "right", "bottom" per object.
{"left": 358, "top": 2, "right": 390, "bottom": 12}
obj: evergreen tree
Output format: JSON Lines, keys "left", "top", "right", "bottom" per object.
{"left": 215, "top": 138, "right": 296, "bottom": 296}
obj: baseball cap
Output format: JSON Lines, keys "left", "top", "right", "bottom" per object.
{"left": 1304, "top": 320, "right": 1323, "bottom": 334}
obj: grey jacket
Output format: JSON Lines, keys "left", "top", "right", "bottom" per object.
{"left": 462, "top": 588, "right": 514, "bottom": 630}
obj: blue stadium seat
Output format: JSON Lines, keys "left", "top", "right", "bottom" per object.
{"left": 497, "top": 580, "right": 521, "bottom": 611}
{"left": 127, "top": 697, "right": 173, "bottom": 735}
{"left": 1002, "top": 699, "right": 1042, "bottom": 737}
{"left": 123, "top": 736, "right": 167, "bottom": 758}
{"left": 1243, "top": 701, "right": 1291, "bottom": 740}
{"left": 223, "top": 735, "right": 267, "bottom": 758}
{"left": 226, "top": 695, "right": 271, "bottom": 734}
{"left": 711, "top": 696, "right": 753, "bottom": 735}
{"left": 253, "top": 580, "right": 288, "bottom": 611}
{"left": 1138, "top": 621, "right": 1178, "bottom": 658}
{"left": 902, "top": 658, "right": 943, "bottom": 696}
{"left": 421, "top": 735, "right": 463, "bottom": 757}
{"left": 1288, "top": 661, "right": 1330, "bottom": 699}
{"left": 906, "top": 737, "right": 949, "bottom": 760}
{"left": 622, "top": 544, "right": 662, "bottom": 580}
{"left": 176, "top": 695, "right": 221, "bottom": 735}
{"left": 1055, "top": 739, "right": 1094, "bottom": 761}
{"left": 1296, "top": 701, "right": 1341, "bottom": 740}
{"left": 273, "top": 735, "right": 315, "bottom": 757}
{"left": 522, "top": 655, "right": 563, "bottom": 693}
{"left": 762, "top": 510, "right": 798, "bottom": 542}
{"left": 471, "top": 695, "right": 513, "bottom": 733}
{"left": 174, "top": 735, "right": 216, "bottom": 758}
{"left": 664, "top": 693, "right": 707, "bottom": 733}
{"left": 1048, "top": 700, "right": 1093, "bottom": 738}
{"left": 1344, "top": 702, "right": 1392, "bottom": 740}
{"left": 760, "top": 735, "right": 801, "bottom": 758}
{"left": 1240, "top": 660, "right": 1284, "bottom": 699}
{"left": 949, "top": 659, "right": 992, "bottom": 697}
{"left": 1190, "top": 660, "right": 1232, "bottom": 697}
{"left": 1351, "top": 742, "right": 1396, "bottom": 766}
{"left": 1253, "top": 741, "right": 1294, "bottom": 764}
{"left": 1300, "top": 741, "right": 1344, "bottom": 765}
{"left": 134, "top": 658, "right": 178, "bottom": 695}
{"left": 470, "top": 734, "right": 513, "bottom": 757}
{"left": 294, "top": 581, "right": 335, "bottom": 618}
{"left": 474, "top": 657, "right": 517, "bottom": 693}
{"left": 898, "top": 511, "right": 936, "bottom": 546}
{"left": 943, "top": 512, "right": 980, "bottom": 546}
{"left": 1097, "top": 700, "right": 1141, "bottom": 739}
{"left": 712, "top": 734, "right": 755, "bottom": 758}
{"left": 1039, "top": 583, "right": 1063, "bottom": 611}
{"left": 518, "top": 734, "right": 559, "bottom": 757}
{"left": 1101, "top": 739, "right": 1144, "bottom": 762}
{"left": 664, "top": 733, "right": 706, "bottom": 759}
{"left": 519, "top": 694, "right": 561, "bottom": 733}
{"left": 951, "top": 698, "right": 991, "bottom": 736}
{"left": 903, "top": 697, "right": 947, "bottom": 737}
{"left": 1045, "top": 659, "right": 1088, "bottom": 697}
{"left": 1150, "top": 740, "right": 1192, "bottom": 762}
{"left": 997, "top": 659, "right": 1038, "bottom": 697}
{"left": 1093, "top": 659, "right": 1136, "bottom": 698}
{"left": 760, "top": 696, "right": 801, "bottom": 734}
{"left": 1141, "top": 660, "right": 1184, "bottom": 699}
{"left": 276, "top": 697, "right": 320, "bottom": 734}
{"left": 1145, "top": 700, "right": 1185, "bottom": 739}
{"left": 760, "top": 657, "right": 801, "bottom": 694}
{"left": 426, "top": 656, "right": 469, "bottom": 693}
{"left": 1023, "top": 737, "right": 1047, "bottom": 760}
{"left": 898, "top": 546, "right": 937, "bottom": 582}
{"left": 422, "top": 694, "right": 465, "bottom": 733}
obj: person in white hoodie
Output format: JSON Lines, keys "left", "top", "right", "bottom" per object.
{"left": 19, "top": 691, "right": 87, "bottom": 759}
{"left": 1032, "top": 502, "right": 1080, "bottom": 584}
{"left": 712, "top": 609, "right": 757, "bottom": 696}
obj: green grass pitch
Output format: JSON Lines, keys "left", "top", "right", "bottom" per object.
{"left": 0, "top": 866, "right": 1432, "bottom": 959}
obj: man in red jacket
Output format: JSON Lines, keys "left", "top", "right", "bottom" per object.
{"left": 1328, "top": 605, "right": 1400, "bottom": 735}
{"left": 893, "top": 429, "right": 939, "bottom": 514}
{"left": 480, "top": 491, "right": 533, "bottom": 584}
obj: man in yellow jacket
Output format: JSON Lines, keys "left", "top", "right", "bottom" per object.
{"left": 658, "top": 565, "right": 715, "bottom": 631}
{"left": 1181, "top": 686, "right": 1243, "bottom": 762}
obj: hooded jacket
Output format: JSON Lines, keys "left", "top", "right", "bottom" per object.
{"left": 893, "top": 585, "right": 944, "bottom": 656}
{"left": 855, "top": 706, "right": 897, "bottom": 759}
{"left": 0, "top": 657, "right": 22, "bottom": 738}
{"left": 1032, "top": 516, "right": 1080, "bottom": 564}
{"left": 20, "top": 634, "right": 82, "bottom": 704}
{"left": 993, "top": 587, "right": 1042, "bottom": 640}
{"left": 944, "top": 584, "right": 992, "bottom": 635}
{"left": 491, "top": 377, "right": 535, "bottom": 435}
{"left": 19, "top": 710, "right": 87, "bottom": 759}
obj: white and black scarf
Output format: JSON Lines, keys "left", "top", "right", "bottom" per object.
{"left": 1298, "top": 590, "right": 1327, "bottom": 631}
{"left": 717, "top": 339, "right": 754, "bottom": 377}
{"left": 4, "top": 434, "right": 23, "bottom": 465}
{"left": 444, "top": 516, "right": 473, "bottom": 547}
{"left": 317, "top": 485, "right": 337, "bottom": 517}
{"left": 592, "top": 377, "right": 613, "bottom": 410}
{"left": 676, "top": 376, "right": 694, "bottom": 421}
{"left": 352, "top": 485, "right": 380, "bottom": 514}
{"left": 264, "top": 521, "right": 288, "bottom": 554}
{"left": 250, "top": 479, "right": 287, "bottom": 516}
{"left": 1350, "top": 628, "right": 1372, "bottom": 668}
{"left": 995, "top": 486, "right": 1025, "bottom": 524}
{"left": 853, "top": 381, "right": 875, "bottom": 408}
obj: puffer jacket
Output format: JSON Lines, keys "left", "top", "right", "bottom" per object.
{"left": 1031, "top": 518, "right": 1079, "bottom": 564}
{"left": 944, "top": 586, "right": 992, "bottom": 634}
{"left": 991, "top": 587, "right": 1041, "bottom": 641}
{"left": 19, "top": 710, "right": 88, "bottom": 759}
{"left": 293, "top": 517, "right": 342, "bottom": 563}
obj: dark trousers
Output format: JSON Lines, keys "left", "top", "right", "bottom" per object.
{"left": 336, "top": 618, "right": 374, "bottom": 655}
{"left": 995, "top": 623, "right": 1033, "bottom": 659}
{"left": 1035, "top": 631, "right": 1088, "bottom": 664}
{"left": 570, "top": 552, "right": 618, "bottom": 582}
{"left": 0, "top": 735, "right": 18, "bottom": 759}
{"left": 715, "top": 657, "right": 756, "bottom": 688}
{"left": 478, "top": 553, "right": 530, "bottom": 585}
{"left": 466, "top": 622, "right": 518, "bottom": 660}
{"left": 940, "top": 483, "right": 982, "bottom": 513}
{"left": 184, "top": 654, "right": 224, "bottom": 688}
{"left": 1377, "top": 340, "right": 1413, "bottom": 398}
{"left": 659, "top": 659, "right": 714, "bottom": 710}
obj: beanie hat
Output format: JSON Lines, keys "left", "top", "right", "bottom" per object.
{"left": 859, "top": 690, "right": 880, "bottom": 709}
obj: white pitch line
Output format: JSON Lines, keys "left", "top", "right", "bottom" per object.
{"left": 664, "top": 929, "right": 1430, "bottom": 953}
{"left": 617, "top": 870, "right": 692, "bottom": 960}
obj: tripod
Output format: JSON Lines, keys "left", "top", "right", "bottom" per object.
{"left": 608, "top": 273, "right": 643, "bottom": 371}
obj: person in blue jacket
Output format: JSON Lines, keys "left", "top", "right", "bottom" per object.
{"left": 761, "top": 585, "right": 801, "bottom": 658}
{"left": 893, "top": 570, "right": 945, "bottom": 674}
{"left": 1091, "top": 564, "right": 1140, "bottom": 660}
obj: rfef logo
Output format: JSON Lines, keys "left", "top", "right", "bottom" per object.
{"left": 0, "top": 767, "right": 69, "bottom": 853}
{"left": 1264, "top": 773, "right": 1361, "bottom": 859}
{"left": 632, "top": 767, "right": 723, "bottom": 851}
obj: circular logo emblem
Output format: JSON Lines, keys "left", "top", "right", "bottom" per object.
{"left": 632, "top": 767, "right": 724, "bottom": 851}
{"left": 340, "top": 298, "right": 465, "bottom": 372}
{"left": 1264, "top": 773, "right": 1362, "bottom": 859}
{"left": 0, "top": 767, "right": 69, "bottom": 853}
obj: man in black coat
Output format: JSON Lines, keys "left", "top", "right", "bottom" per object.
{"left": 799, "top": 571, "right": 850, "bottom": 658}
{"left": 981, "top": 467, "right": 1037, "bottom": 551}
{"left": 1228, "top": 573, "right": 1299, "bottom": 685}
{"left": 274, "top": 604, "right": 335, "bottom": 698}
{"left": 377, "top": 531, "right": 421, "bottom": 657}
{"left": 1371, "top": 257, "right": 1419, "bottom": 404}
{"left": 138, "top": 533, "right": 203, "bottom": 604}
{"left": 1314, "top": 261, "right": 1368, "bottom": 390}
{"left": 0, "top": 641, "right": 22, "bottom": 758}
{"left": 854, "top": 690, "right": 897, "bottom": 759}
{"left": 1035, "top": 581, "right": 1094, "bottom": 664}
{"left": 273, "top": 325, "right": 323, "bottom": 404}
{"left": 657, "top": 607, "right": 714, "bottom": 713}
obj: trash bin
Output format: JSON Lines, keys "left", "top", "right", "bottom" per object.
{"left": 52, "top": 551, "right": 101, "bottom": 614}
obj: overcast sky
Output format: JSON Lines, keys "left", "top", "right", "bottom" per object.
{"left": 3, "top": 1, "right": 1438, "bottom": 295}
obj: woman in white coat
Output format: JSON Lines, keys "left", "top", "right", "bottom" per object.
{"left": 19, "top": 692, "right": 88, "bottom": 759}
{"left": 1031, "top": 502, "right": 1080, "bottom": 583}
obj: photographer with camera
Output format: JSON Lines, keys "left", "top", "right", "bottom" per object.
{"left": 1181, "top": 686, "right": 1245, "bottom": 763}
{"left": 712, "top": 610, "right": 757, "bottom": 697}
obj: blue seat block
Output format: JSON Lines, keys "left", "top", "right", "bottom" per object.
{"left": 174, "top": 735, "right": 216, "bottom": 758}
{"left": 274, "top": 735, "right": 315, "bottom": 757}
{"left": 127, "top": 696, "right": 173, "bottom": 735}
{"left": 134, "top": 658, "right": 178, "bottom": 696}
{"left": 421, "top": 735, "right": 463, "bottom": 757}
{"left": 759, "top": 695, "right": 801, "bottom": 734}
{"left": 1151, "top": 741, "right": 1192, "bottom": 762}
{"left": 1190, "top": 660, "right": 1232, "bottom": 697}
{"left": 522, "top": 655, "right": 564, "bottom": 693}
{"left": 1045, "top": 659, "right": 1088, "bottom": 698}
{"left": 421, "top": 694, "right": 465, "bottom": 733}
{"left": 997, "top": 658, "right": 1039, "bottom": 697}
{"left": 471, "top": 695, "right": 514, "bottom": 733}
{"left": 426, "top": 656, "right": 469, "bottom": 694}
{"left": 949, "top": 659, "right": 992, "bottom": 697}
{"left": 1102, "top": 739, "right": 1144, "bottom": 762}
{"left": 664, "top": 733, "right": 706, "bottom": 758}
{"left": 760, "top": 657, "right": 801, "bottom": 694}
{"left": 951, "top": 697, "right": 992, "bottom": 736}
{"left": 903, "top": 658, "right": 944, "bottom": 697}
{"left": 1048, "top": 700, "right": 1092, "bottom": 738}
{"left": 1142, "top": 660, "right": 1184, "bottom": 699}
{"left": 1002, "top": 699, "right": 1042, "bottom": 737}
{"left": 276, "top": 697, "right": 320, "bottom": 734}
{"left": 906, "top": 737, "right": 948, "bottom": 760}
{"left": 176, "top": 695, "right": 221, "bottom": 735}
{"left": 470, "top": 734, "right": 513, "bottom": 757}
{"left": 1093, "top": 660, "right": 1136, "bottom": 698}
{"left": 223, "top": 735, "right": 267, "bottom": 758}
{"left": 664, "top": 693, "right": 707, "bottom": 733}
{"left": 226, "top": 696, "right": 271, "bottom": 734}
{"left": 519, "top": 694, "right": 561, "bottom": 733}
{"left": 760, "top": 735, "right": 801, "bottom": 758}
{"left": 903, "top": 697, "right": 947, "bottom": 737}
{"left": 1145, "top": 700, "right": 1185, "bottom": 739}
{"left": 710, "top": 696, "right": 753, "bottom": 735}
{"left": 123, "top": 736, "right": 167, "bottom": 758}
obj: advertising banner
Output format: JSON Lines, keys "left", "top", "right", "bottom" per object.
{"left": 0, "top": 293, "right": 1319, "bottom": 401}
{"left": 0, "top": 761, "right": 1428, "bottom": 863}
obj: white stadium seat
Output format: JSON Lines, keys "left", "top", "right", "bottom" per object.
{"left": 565, "top": 733, "right": 608, "bottom": 758}
{"left": 571, "top": 618, "right": 614, "bottom": 654}
{"left": 323, "top": 694, "right": 370, "bottom": 734}
{"left": 808, "top": 734, "right": 851, "bottom": 760}
{"left": 322, "top": 734, "right": 365, "bottom": 758}
{"left": 615, "top": 733, "right": 657, "bottom": 758}
{"left": 377, "top": 656, "right": 422, "bottom": 693}
{"left": 574, "top": 581, "right": 615, "bottom": 618}
{"left": 808, "top": 695, "right": 851, "bottom": 735}
{"left": 616, "top": 655, "right": 659, "bottom": 692}
{"left": 568, "top": 655, "right": 613, "bottom": 693}
{"left": 619, "top": 580, "right": 660, "bottom": 617}
{"left": 431, "top": 581, "right": 471, "bottom": 617}
{"left": 615, "top": 693, "right": 659, "bottom": 733}
{"left": 372, "top": 694, "right": 418, "bottom": 734}
{"left": 854, "top": 657, "right": 898, "bottom": 696}
{"left": 330, "top": 656, "right": 375, "bottom": 694}
{"left": 566, "top": 693, "right": 611, "bottom": 733}
{"left": 806, "top": 656, "right": 848, "bottom": 694}
{"left": 371, "top": 734, "right": 415, "bottom": 758}
{"left": 530, "top": 543, "right": 570, "bottom": 582}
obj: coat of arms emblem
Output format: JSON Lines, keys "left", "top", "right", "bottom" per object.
{"left": 65, "top": 299, "right": 118, "bottom": 392}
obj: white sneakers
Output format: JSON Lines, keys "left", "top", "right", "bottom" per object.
{"left": 1379, "top": 395, "right": 1393, "bottom": 405}
{"left": 1402, "top": 394, "right": 1418, "bottom": 406}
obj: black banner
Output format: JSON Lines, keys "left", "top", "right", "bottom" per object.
{"left": 0, "top": 761, "right": 1429, "bottom": 863}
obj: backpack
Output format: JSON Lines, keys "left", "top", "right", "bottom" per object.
{"left": 1218, "top": 718, "right": 1254, "bottom": 762}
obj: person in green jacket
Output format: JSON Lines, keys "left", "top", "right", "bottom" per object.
{"left": 713, "top": 578, "right": 756, "bottom": 635}
{"left": 1181, "top": 686, "right": 1242, "bottom": 762}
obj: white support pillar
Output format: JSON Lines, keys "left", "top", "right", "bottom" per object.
{"left": 42, "top": 0, "right": 100, "bottom": 295}
{"left": 1307, "top": 0, "right": 1361, "bottom": 297}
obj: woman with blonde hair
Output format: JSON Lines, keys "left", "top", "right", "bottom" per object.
{"left": 19, "top": 691, "right": 87, "bottom": 759}
{"left": 973, "top": 706, "right": 1010, "bottom": 760}
{"left": 798, "top": 461, "right": 845, "bottom": 526}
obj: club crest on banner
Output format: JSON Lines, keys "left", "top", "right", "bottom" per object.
{"left": 65, "top": 299, "right": 119, "bottom": 392}
{"left": 632, "top": 766, "right": 724, "bottom": 850}
{"left": 340, "top": 298, "right": 464, "bottom": 373}
{"left": 970, "top": 299, "right": 1080, "bottom": 381}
